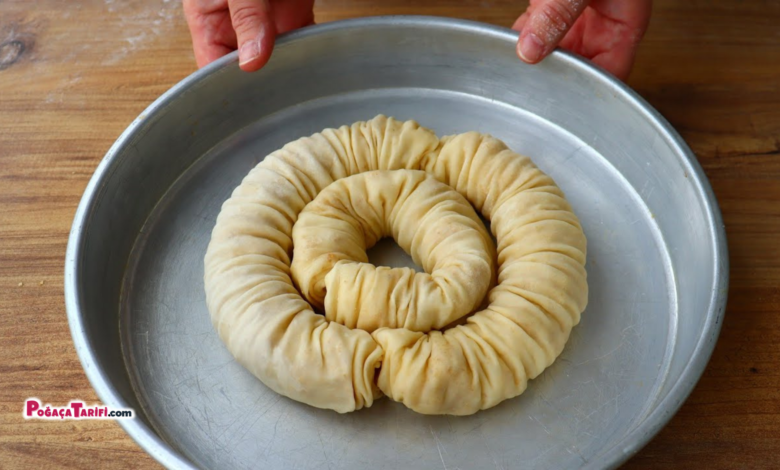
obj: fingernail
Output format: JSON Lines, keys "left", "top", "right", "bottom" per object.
{"left": 518, "top": 33, "right": 545, "bottom": 63}
{"left": 238, "top": 38, "right": 261, "bottom": 66}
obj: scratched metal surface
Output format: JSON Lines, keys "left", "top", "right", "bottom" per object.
{"left": 65, "top": 17, "right": 728, "bottom": 470}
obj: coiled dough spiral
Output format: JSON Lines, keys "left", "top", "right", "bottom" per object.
{"left": 204, "top": 115, "right": 588, "bottom": 415}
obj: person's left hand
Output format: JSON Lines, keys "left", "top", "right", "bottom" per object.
{"left": 513, "top": 0, "right": 653, "bottom": 81}
{"left": 183, "top": 0, "right": 315, "bottom": 71}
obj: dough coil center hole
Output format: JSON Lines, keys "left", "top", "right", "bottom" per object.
{"left": 365, "top": 238, "right": 420, "bottom": 271}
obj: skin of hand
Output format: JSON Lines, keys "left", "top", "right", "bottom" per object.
{"left": 183, "top": 0, "right": 315, "bottom": 71}
{"left": 183, "top": 0, "right": 651, "bottom": 81}
{"left": 513, "top": 0, "right": 653, "bottom": 81}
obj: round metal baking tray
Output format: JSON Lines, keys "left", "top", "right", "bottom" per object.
{"left": 66, "top": 16, "right": 728, "bottom": 470}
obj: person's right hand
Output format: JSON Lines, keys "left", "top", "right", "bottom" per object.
{"left": 183, "top": 0, "right": 315, "bottom": 72}
{"left": 513, "top": 0, "right": 652, "bottom": 81}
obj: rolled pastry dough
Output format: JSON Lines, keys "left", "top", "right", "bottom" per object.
{"left": 204, "top": 115, "right": 587, "bottom": 415}
{"left": 291, "top": 169, "right": 495, "bottom": 332}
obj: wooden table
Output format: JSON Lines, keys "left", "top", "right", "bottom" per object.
{"left": 1, "top": 1, "right": 778, "bottom": 468}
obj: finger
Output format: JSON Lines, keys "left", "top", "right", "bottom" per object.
{"left": 511, "top": 11, "right": 530, "bottom": 33}
{"left": 591, "top": 43, "right": 635, "bottom": 81}
{"left": 516, "top": 0, "right": 591, "bottom": 64}
{"left": 183, "top": 0, "right": 236, "bottom": 68}
{"left": 576, "top": 0, "right": 652, "bottom": 80}
{"left": 590, "top": 0, "right": 653, "bottom": 32}
{"left": 270, "top": 0, "right": 315, "bottom": 34}
{"left": 228, "top": 0, "right": 276, "bottom": 71}
{"left": 197, "top": 43, "right": 236, "bottom": 68}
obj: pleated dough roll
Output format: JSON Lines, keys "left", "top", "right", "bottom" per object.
{"left": 291, "top": 170, "right": 495, "bottom": 332}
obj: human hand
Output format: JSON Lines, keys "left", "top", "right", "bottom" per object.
{"left": 513, "top": 0, "right": 652, "bottom": 81}
{"left": 183, "top": 0, "right": 315, "bottom": 71}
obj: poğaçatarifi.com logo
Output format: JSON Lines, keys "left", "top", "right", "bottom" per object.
{"left": 24, "top": 398, "right": 134, "bottom": 420}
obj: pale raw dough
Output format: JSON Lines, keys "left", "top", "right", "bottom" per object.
{"left": 204, "top": 115, "right": 588, "bottom": 415}
{"left": 291, "top": 170, "right": 495, "bottom": 332}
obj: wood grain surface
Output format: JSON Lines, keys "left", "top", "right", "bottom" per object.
{"left": 1, "top": 0, "right": 778, "bottom": 468}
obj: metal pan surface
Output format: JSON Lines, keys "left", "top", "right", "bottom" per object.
{"left": 66, "top": 16, "right": 728, "bottom": 470}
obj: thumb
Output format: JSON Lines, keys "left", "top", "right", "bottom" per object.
{"left": 229, "top": 0, "right": 276, "bottom": 72}
{"left": 516, "top": 0, "right": 590, "bottom": 64}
